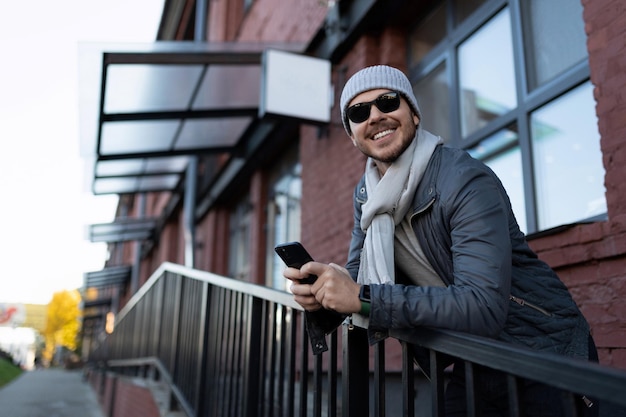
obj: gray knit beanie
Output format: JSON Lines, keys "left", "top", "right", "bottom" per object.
{"left": 340, "top": 65, "right": 421, "bottom": 135}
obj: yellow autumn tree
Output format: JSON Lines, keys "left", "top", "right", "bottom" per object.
{"left": 43, "top": 289, "right": 81, "bottom": 363}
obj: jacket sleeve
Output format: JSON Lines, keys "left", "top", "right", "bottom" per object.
{"left": 346, "top": 177, "right": 367, "bottom": 280}
{"left": 369, "top": 159, "right": 512, "bottom": 338}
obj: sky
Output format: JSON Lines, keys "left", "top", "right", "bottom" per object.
{"left": 0, "top": 0, "right": 164, "bottom": 305}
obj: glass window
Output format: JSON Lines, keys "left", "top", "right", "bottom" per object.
{"left": 458, "top": 8, "right": 517, "bottom": 138}
{"left": 453, "top": 0, "right": 487, "bottom": 26}
{"left": 228, "top": 197, "right": 251, "bottom": 280}
{"left": 521, "top": 0, "right": 587, "bottom": 90}
{"left": 410, "top": 0, "right": 488, "bottom": 63}
{"left": 408, "top": 1, "right": 604, "bottom": 233}
{"left": 531, "top": 82, "right": 605, "bottom": 229}
{"left": 266, "top": 145, "right": 302, "bottom": 291}
{"left": 409, "top": 4, "right": 447, "bottom": 63}
{"left": 414, "top": 63, "right": 451, "bottom": 141}
{"left": 468, "top": 127, "right": 526, "bottom": 233}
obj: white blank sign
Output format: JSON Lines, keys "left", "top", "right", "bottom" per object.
{"left": 260, "top": 49, "right": 331, "bottom": 124}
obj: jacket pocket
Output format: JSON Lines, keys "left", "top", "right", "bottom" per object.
{"left": 509, "top": 294, "right": 553, "bottom": 317}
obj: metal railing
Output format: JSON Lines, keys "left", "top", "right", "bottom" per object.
{"left": 345, "top": 325, "right": 626, "bottom": 416}
{"left": 86, "top": 262, "right": 626, "bottom": 417}
{"left": 88, "top": 262, "right": 343, "bottom": 417}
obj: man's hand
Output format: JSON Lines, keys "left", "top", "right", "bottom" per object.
{"left": 284, "top": 262, "right": 361, "bottom": 314}
{"left": 283, "top": 262, "right": 323, "bottom": 311}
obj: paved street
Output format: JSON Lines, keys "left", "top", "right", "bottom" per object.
{"left": 0, "top": 368, "right": 104, "bottom": 417}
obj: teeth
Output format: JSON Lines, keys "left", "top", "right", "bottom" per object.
{"left": 373, "top": 129, "right": 394, "bottom": 140}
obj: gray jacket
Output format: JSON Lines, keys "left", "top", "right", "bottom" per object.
{"left": 308, "top": 144, "right": 590, "bottom": 358}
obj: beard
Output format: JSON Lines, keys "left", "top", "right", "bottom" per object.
{"left": 362, "top": 122, "right": 418, "bottom": 164}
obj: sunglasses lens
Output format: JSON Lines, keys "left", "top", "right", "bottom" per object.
{"left": 346, "top": 92, "right": 401, "bottom": 124}
{"left": 347, "top": 104, "right": 371, "bottom": 123}
{"left": 376, "top": 93, "right": 400, "bottom": 113}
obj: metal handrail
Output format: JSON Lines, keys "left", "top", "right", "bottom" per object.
{"left": 115, "top": 261, "right": 301, "bottom": 321}
{"left": 86, "top": 262, "right": 626, "bottom": 417}
{"left": 341, "top": 321, "right": 626, "bottom": 416}
{"left": 87, "top": 262, "right": 334, "bottom": 417}
{"left": 392, "top": 327, "right": 626, "bottom": 405}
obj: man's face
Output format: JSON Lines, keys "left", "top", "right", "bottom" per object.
{"left": 347, "top": 89, "right": 420, "bottom": 169}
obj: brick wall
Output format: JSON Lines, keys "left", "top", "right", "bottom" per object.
{"left": 195, "top": 208, "right": 230, "bottom": 276}
{"left": 89, "top": 372, "right": 162, "bottom": 417}
{"left": 210, "top": 0, "right": 327, "bottom": 43}
{"left": 300, "top": 122, "right": 364, "bottom": 264}
{"left": 301, "top": 32, "right": 409, "bottom": 264}
{"left": 111, "top": 377, "right": 161, "bottom": 417}
{"left": 583, "top": 0, "right": 626, "bottom": 221}
{"left": 237, "top": 0, "right": 327, "bottom": 43}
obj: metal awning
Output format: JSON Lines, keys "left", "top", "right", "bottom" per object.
{"left": 89, "top": 217, "right": 157, "bottom": 243}
{"left": 84, "top": 265, "right": 132, "bottom": 288}
{"left": 78, "top": 41, "right": 311, "bottom": 195}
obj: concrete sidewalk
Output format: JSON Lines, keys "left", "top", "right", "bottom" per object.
{"left": 0, "top": 368, "right": 105, "bottom": 417}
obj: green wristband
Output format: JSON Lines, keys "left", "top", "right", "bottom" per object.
{"left": 359, "top": 301, "right": 371, "bottom": 316}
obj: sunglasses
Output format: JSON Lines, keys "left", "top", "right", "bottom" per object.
{"left": 346, "top": 91, "right": 401, "bottom": 124}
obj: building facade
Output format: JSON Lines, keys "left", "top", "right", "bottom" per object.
{"left": 83, "top": 0, "right": 626, "bottom": 370}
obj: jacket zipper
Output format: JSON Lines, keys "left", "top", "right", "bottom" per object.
{"left": 410, "top": 195, "right": 436, "bottom": 219}
{"left": 509, "top": 295, "right": 553, "bottom": 317}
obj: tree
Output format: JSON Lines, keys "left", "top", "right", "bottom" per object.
{"left": 43, "top": 289, "right": 81, "bottom": 363}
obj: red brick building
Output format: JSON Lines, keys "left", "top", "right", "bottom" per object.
{"left": 82, "top": 0, "right": 626, "bottom": 371}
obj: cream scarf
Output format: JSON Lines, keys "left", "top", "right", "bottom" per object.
{"left": 357, "top": 127, "right": 442, "bottom": 285}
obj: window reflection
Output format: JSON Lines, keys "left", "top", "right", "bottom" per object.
{"left": 532, "top": 82, "right": 605, "bottom": 229}
{"left": 410, "top": 0, "right": 488, "bottom": 64}
{"left": 468, "top": 127, "right": 526, "bottom": 233}
{"left": 453, "top": 0, "right": 487, "bottom": 26}
{"left": 458, "top": 8, "right": 517, "bottom": 137}
{"left": 267, "top": 152, "right": 302, "bottom": 291}
{"left": 409, "top": 3, "right": 447, "bottom": 63}
{"left": 229, "top": 197, "right": 252, "bottom": 280}
{"left": 521, "top": 0, "right": 587, "bottom": 90}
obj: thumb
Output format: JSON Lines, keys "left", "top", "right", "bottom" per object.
{"left": 329, "top": 263, "right": 350, "bottom": 276}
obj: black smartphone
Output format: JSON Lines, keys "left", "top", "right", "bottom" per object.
{"left": 274, "top": 241, "right": 318, "bottom": 284}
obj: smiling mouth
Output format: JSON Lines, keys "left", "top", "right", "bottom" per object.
{"left": 372, "top": 129, "right": 395, "bottom": 140}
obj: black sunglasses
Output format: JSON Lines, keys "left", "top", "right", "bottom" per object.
{"left": 346, "top": 91, "right": 401, "bottom": 124}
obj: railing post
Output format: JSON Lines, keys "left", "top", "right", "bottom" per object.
{"left": 374, "top": 341, "right": 385, "bottom": 416}
{"left": 170, "top": 274, "right": 183, "bottom": 377}
{"left": 328, "top": 331, "right": 338, "bottom": 417}
{"left": 243, "top": 297, "right": 263, "bottom": 417}
{"left": 195, "top": 281, "right": 210, "bottom": 416}
{"left": 430, "top": 350, "right": 446, "bottom": 417}
{"left": 299, "top": 314, "right": 310, "bottom": 417}
{"left": 342, "top": 324, "right": 369, "bottom": 417}
{"left": 401, "top": 341, "right": 415, "bottom": 417}
{"left": 108, "top": 373, "right": 118, "bottom": 417}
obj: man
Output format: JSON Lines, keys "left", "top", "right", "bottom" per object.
{"left": 283, "top": 65, "right": 597, "bottom": 416}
